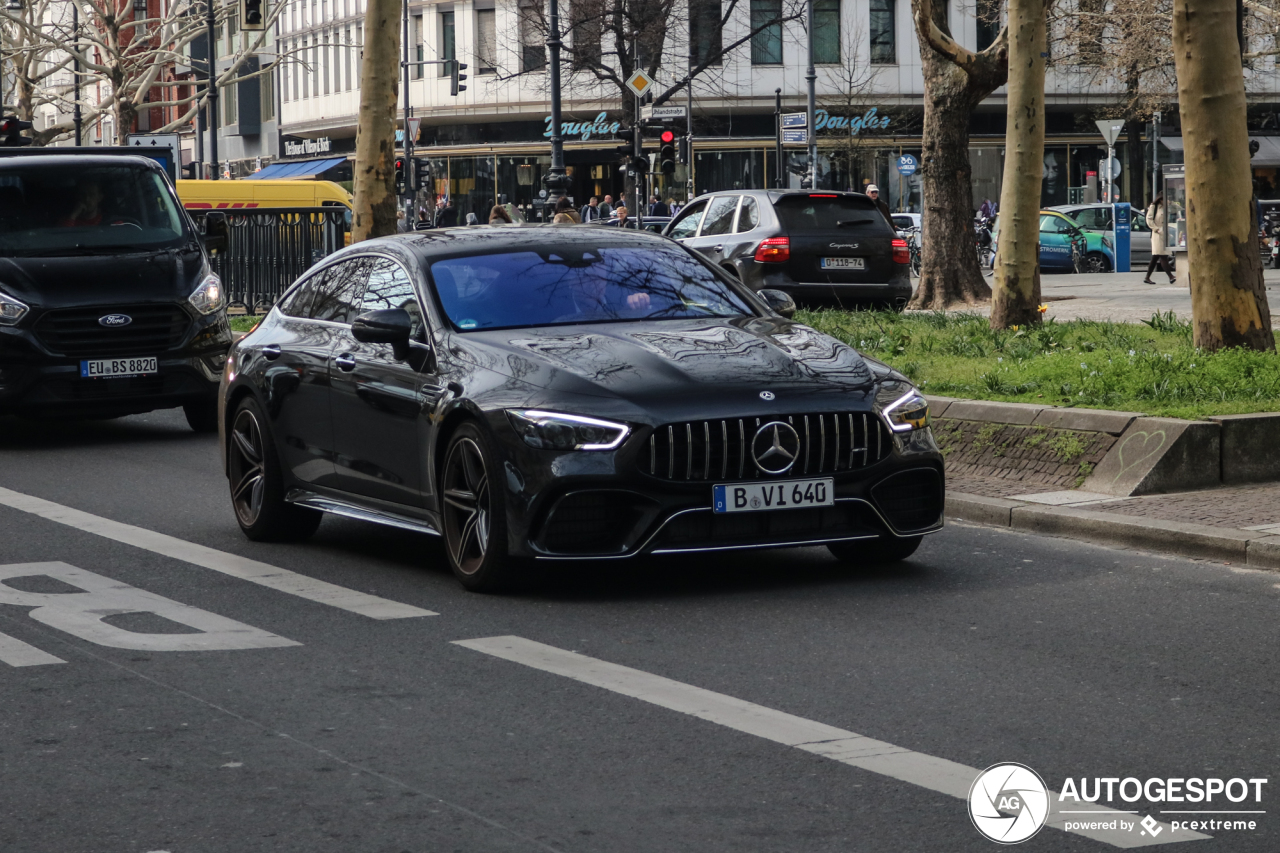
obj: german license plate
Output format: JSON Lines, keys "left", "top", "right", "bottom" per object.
{"left": 80, "top": 356, "right": 158, "bottom": 378}
{"left": 713, "top": 478, "right": 834, "bottom": 514}
{"left": 821, "top": 257, "right": 865, "bottom": 270}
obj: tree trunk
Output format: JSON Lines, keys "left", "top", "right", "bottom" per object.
{"left": 1172, "top": 0, "right": 1274, "bottom": 351}
{"left": 907, "top": 0, "right": 1007, "bottom": 310}
{"left": 990, "top": 0, "right": 1047, "bottom": 329}
{"left": 351, "top": 0, "right": 401, "bottom": 243}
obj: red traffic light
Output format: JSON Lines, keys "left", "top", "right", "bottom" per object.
{"left": 660, "top": 130, "right": 675, "bottom": 143}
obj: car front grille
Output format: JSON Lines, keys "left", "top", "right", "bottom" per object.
{"left": 43, "top": 374, "right": 184, "bottom": 401}
{"left": 538, "top": 491, "right": 650, "bottom": 555}
{"left": 652, "top": 502, "right": 881, "bottom": 551}
{"left": 871, "top": 468, "right": 944, "bottom": 532}
{"left": 34, "top": 304, "right": 190, "bottom": 358}
{"left": 641, "top": 412, "right": 892, "bottom": 482}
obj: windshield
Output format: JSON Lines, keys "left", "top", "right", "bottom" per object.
{"left": 0, "top": 164, "right": 188, "bottom": 256}
{"left": 430, "top": 244, "right": 757, "bottom": 331}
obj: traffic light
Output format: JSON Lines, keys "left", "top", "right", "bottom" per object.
{"left": 0, "top": 116, "right": 33, "bottom": 147}
{"left": 182, "top": 162, "right": 199, "bottom": 179}
{"left": 630, "top": 150, "right": 649, "bottom": 174}
{"left": 659, "top": 130, "right": 676, "bottom": 176}
{"left": 448, "top": 59, "right": 468, "bottom": 96}
{"left": 240, "top": 0, "right": 265, "bottom": 30}
{"left": 414, "top": 159, "right": 431, "bottom": 192}
{"left": 394, "top": 158, "right": 406, "bottom": 193}
{"left": 677, "top": 135, "right": 689, "bottom": 165}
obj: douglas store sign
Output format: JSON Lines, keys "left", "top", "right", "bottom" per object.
{"left": 540, "top": 107, "right": 892, "bottom": 143}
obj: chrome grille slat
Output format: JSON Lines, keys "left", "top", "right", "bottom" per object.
{"left": 703, "top": 422, "right": 711, "bottom": 480}
{"left": 667, "top": 425, "right": 674, "bottom": 479}
{"left": 649, "top": 434, "right": 656, "bottom": 475}
{"left": 720, "top": 420, "right": 728, "bottom": 479}
{"left": 685, "top": 423, "right": 693, "bottom": 480}
{"left": 738, "top": 419, "right": 745, "bottom": 478}
{"left": 818, "top": 415, "right": 826, "bottom": 472}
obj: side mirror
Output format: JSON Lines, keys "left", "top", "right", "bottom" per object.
{"left": 203, "top": 211, "right": 229, "bottom": 253}
{"left": 758, "top": 288, "right": 797, "bottom": 319}
{"left": 352, "top": 308, "right": 413, "bottom": 359}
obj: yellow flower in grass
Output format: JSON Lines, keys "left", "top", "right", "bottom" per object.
{"left": 1037, "top": 304, "right": 1049, "bottom": 313}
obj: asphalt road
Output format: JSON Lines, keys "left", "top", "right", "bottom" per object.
{"left": 2, "top": 409, "right": 1277, "bottom": 852}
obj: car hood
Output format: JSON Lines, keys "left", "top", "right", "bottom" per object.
{"left": 449, "top": 317, "right": 881, "bottom": 412}
{"left": 0, "top": 247, "right": 204, "bottom": 310}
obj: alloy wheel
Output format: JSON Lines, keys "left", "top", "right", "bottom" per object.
{"left": 442, "top": 437, "right": 491, "bottom": 575}
{"left": 229, "top": 407, "right": 266, "bottom": 527}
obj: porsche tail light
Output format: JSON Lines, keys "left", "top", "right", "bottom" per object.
{"left": 754, "top": 237, "right": 790, "bottom": 263}
{"left": 892, "top": 238, "right": 910, "bottom": 264}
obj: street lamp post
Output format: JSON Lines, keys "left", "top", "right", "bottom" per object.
{"left": 804, "top": 0, "right": 817, "bottom": 188}
{"left": 542, "top": 0, "right": 570, "bottom": 210}
{"left": 206, "top": 0, "right": 219, "bottom": 179}
{"left": 72, "top": 1, "right": 81, "bottom": 145}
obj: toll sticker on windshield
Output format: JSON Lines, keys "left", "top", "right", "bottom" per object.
{"left": 458, "top": 319, "right": 478, "bottom": 329}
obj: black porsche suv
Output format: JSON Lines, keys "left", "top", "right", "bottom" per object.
{"left": 664, "top": 190, "right": 912, "bottom": 308}
{"left": 0, "top": 154, "right": 231, "bottom": 429}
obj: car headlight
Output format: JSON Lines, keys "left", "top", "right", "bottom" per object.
{"left": 189, "top": 272, "right": 225, "bottom": 315}
{"left": 506, "top": 409, "right": 630, "bottom": 451}
{"left": 879, "top": 387, "right": 930, "bottom": 432}
{"left": 0, "top": 289, "right": 28, "bottom": 326}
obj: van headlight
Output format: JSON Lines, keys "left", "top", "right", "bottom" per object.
{"left": 189, "top": 272, "right": 225, "bottom": 315}
{"left": 0, "top": 289, "right": 29, "bottom": 326}
{"left": 506, "top": 409, "right": 630, "bottom": 450}
{"left": 878, "top": 386, "right": 930, "bottom": 432}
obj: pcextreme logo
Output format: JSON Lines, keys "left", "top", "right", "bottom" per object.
{"left": 969, "top": 763, "right": 1050, "bottom": 844}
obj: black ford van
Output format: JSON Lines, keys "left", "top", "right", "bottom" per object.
{"left": 0, "top": 153, "right": 231, "bottom": 430}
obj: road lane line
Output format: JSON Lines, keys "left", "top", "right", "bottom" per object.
{"left": 0, "top": 628, "right": 65, "bottom": 666}
{"left": 0, "top": 487, "right": 435, "bottom": 620}
{"left": 454, "top": 636, "right": 1209, "bottom": 849}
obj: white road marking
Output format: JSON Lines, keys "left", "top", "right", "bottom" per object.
{"left": 0, "top": 562, "right": 298, "bottom": 655}
{"left": 0, "top": 487, "right": 435, "bottom": 620}
{"left": 454, "top": 636, "right": 1209, "bottom": 849}
{"left": 0, "top": 628, "right": 65, "bottom": 666}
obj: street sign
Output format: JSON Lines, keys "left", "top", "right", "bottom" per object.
{"left": 126, "top": 133, "right": 180, "bottom": 182}
{"left": 127, "top": 132, "right": 180, "bottom": 152}
{"left": 782, "top": 128, "right": 808, "bottom": 144}
{"left": 642, "top": 104, "right": 687, "bottom": 120}
{"left": 1095, "top": 119, "right": 1124, "bottom": 147}
{"left": 407, "top": 117, "right": 420, "bottom": 142}
{"left": 896, "top": 154, "right": 918, "bottom": 176}
{"left": 625, "top": 70, "right": 654, "bottom": 98}
{"left": 782, "top": 112, "right": 807, "bottom": 129}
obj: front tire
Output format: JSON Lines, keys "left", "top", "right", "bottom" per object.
{"left": 184, "top": 396, "right": 220, "bottom": 433}
{"left": 828, "top": 535, "right": 923, "bottom": 565}
{"left": 1083, "top": 252, "right": 1111, "bottom": 274}
{"left": 227, "top": 396, "right": 321, "bottom": 542}
{"left": 440, "top": 422, "right": 522, "bottom": 592}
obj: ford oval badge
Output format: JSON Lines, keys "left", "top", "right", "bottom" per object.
{"left": 98, "top": 314, "right": 132, "bottom": 328}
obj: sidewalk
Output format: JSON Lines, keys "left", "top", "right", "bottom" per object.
{"left": 947, "top": 473, "right": 1280, "bottom": 569}
{"left": 920, "top": 269, "right": 1280, "bottom": 325}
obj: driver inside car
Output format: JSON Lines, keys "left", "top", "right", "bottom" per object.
{"left": 59, "top": 180, "right": 105, "bottom": 227}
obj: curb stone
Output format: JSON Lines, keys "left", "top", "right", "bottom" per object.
{"left": 946, "top": 491, "right": 1278, "bottom": 569}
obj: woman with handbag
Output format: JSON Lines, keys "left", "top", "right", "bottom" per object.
{"left": 1144, "top": 195, "right": 1175, "bottom": 284}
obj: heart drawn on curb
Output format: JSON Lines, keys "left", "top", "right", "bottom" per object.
{"left": 1111, "top": 430, "right": 1168, "bottom": 483}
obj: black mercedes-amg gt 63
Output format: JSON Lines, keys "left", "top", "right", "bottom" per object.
{"left": 219, "top": 226, "right": 943, "bottom": 591}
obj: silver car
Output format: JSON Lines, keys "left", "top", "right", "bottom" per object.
{"left": 1048, "top": 203, "right": 1152, "bottom": 267}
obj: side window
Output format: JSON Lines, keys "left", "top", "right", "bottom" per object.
{"left": 310, "top": 257, "right": 371, "bottom": 323}
{"left": 1131, "top": 212, "right": 1149, "bottom": 232}
{"left": 362, "top": 257, "right": 426, "bottom": 340}
{"left": 668, "top": 200, "right": 707, "bottom": 239}
{"left": 277, "top": 271, "right": 324, "bottom": 319}
{"left": 700, "top": 195, "right": 740, "bottom": 237}
{"left": 1040, "top": 214, "right": 1071, "bottom": 234}
{"left": 736, "top": 197, "right": 760, "bottom": 232}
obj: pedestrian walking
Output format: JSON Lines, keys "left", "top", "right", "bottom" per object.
{"left": 554, "top": 195, "right": 581, "bottom": 223}
{"left": 1144, "top": 195, "right": 1175, "bottom": 284}
{"left": 649, "top": 195, "right": 669, "bottom": 217}
{"left": 599, "top": 194, "right": 615, "bottom": 219}
{"left": 614, "top": 205, "right": 629, "bottom": 228}
{"left": 552, "top": 212, "right": 575, "bottom": 224}
{"left": 436, "top": 198, "right": 458, "bottom": 228}
{"left": 866, "top": 184, "right": 893, "bottom": 226}
{"left": 489, "top": 204, "right": 513, "bottom": 224}
{"left": 396, "top": 210, "right": 410, "bottom": 233}
{"left": 580, "top": 196, "right": 602, "bottom": 222}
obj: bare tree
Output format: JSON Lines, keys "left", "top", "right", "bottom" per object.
{"left": 905, "top": 0, "right": 1008, "bottom": 310}
{"left": 1, "top": 0, "right": 80, "bottom": 144}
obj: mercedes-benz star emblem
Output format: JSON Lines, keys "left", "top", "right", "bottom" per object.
{"left": 759, "top": 391, "right": 775, "bottom": 401}
{"left": 751, "top": 421, "right": 801, "bottom": 475}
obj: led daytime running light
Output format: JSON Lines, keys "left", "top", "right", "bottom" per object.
{"left": 881, "top": 389, "right": 930, "bottom": 433}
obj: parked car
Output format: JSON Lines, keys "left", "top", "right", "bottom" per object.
{"left": 988, "top": 209, "right": 1115, "bottom": 273}
{"left": 891, "top": 213, "right": 921, "bottom": 236}
{"left": 0, "top": 153, "right": 232, "bottom": 429}
{"left": 589, "top": 215, "right": 670, "bottom": 233}
{"left": 1048, "top": 203, "right": 1151, "bottom": 267}
{"left": 663, "top": 190, "right": 912, "bottom": 308}
{"left": 219, "top": 227, "right": 944, "bottom": 591}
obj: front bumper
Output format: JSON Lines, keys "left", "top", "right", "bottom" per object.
{"left": 496, "top": 416, "right": 944, "bottom": 559}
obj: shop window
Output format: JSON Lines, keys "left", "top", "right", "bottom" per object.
{"left": 519, "top": 0, "right": 546, "bottom": 71}
{"left": 976, "top": 0, "right": 1000, "bottom": 51}
{"left": 322, "top": 34, "right": 331, "bottom": 95}
{"left": 689, "top": 0, "right": 722, "bottom": 67}
{"left": 261, "top": 67, "right": 275, "bottom": 122}
{"left": 750, "top": 0, "right": 783, "bottom": 65}
{"left": 439, "top": 11, "right": 455, "bottom": 77}
{"left": 345, "top": 27, "right": 353, "bottom": 90}
{"left": 813, "top": 0, "right": 839, "bottom": 64}
{"left": 411, "top": 16, "right": 423, "bottom": 79}
{"left": 476, "top": 9, "right": 497, "bottom": 74}
{"left": 1042, "top": 147, "right": 1068, "bottom": 206}
{"left": 223, "top": 82, "right": 237, "bottom": 126}
{"left": 869, "top": 0, "right": 895, "bottom": 65}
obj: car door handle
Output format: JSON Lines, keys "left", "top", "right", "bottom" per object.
{"left": 261, "top": 344, "right": 281, "bottom": 361}
{"left": 334, "top": 353, "right": 357, "bottom": 372}
{"left": 713, "top": 245, "right": 724, "bottom": 252}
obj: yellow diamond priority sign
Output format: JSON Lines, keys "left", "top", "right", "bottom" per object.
{"left": 625, "top": 70, "right": 653, "bottom": 98}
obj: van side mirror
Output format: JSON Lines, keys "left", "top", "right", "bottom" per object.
{"left": 203, "top": 211, "right": 229, "bottom": 254}
{"left": 758, "top": 288, "right": 796, "bottom": 319}
{"left": 352, "top": 308, "right": 413, "bottom": 360}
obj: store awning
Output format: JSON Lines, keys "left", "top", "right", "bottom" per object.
{"left": 247, "top": 157, "right": 347, "bottom": 180}
{"left": 1161, "top": 136, "right": 1280, "bottom": 166}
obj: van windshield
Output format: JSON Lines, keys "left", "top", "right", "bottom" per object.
{"left": 0, "top": 164, "right": 189, "bottom": 256}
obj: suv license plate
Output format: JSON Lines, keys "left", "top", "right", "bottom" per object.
{"left": 80, "top": 357, "right": 158, "bottom": 378}
{"left": 713, "top": 478, "right": 834, "bottom": 514}
{"left": 821, "top": 257, "right": 865, "bottom": 270}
